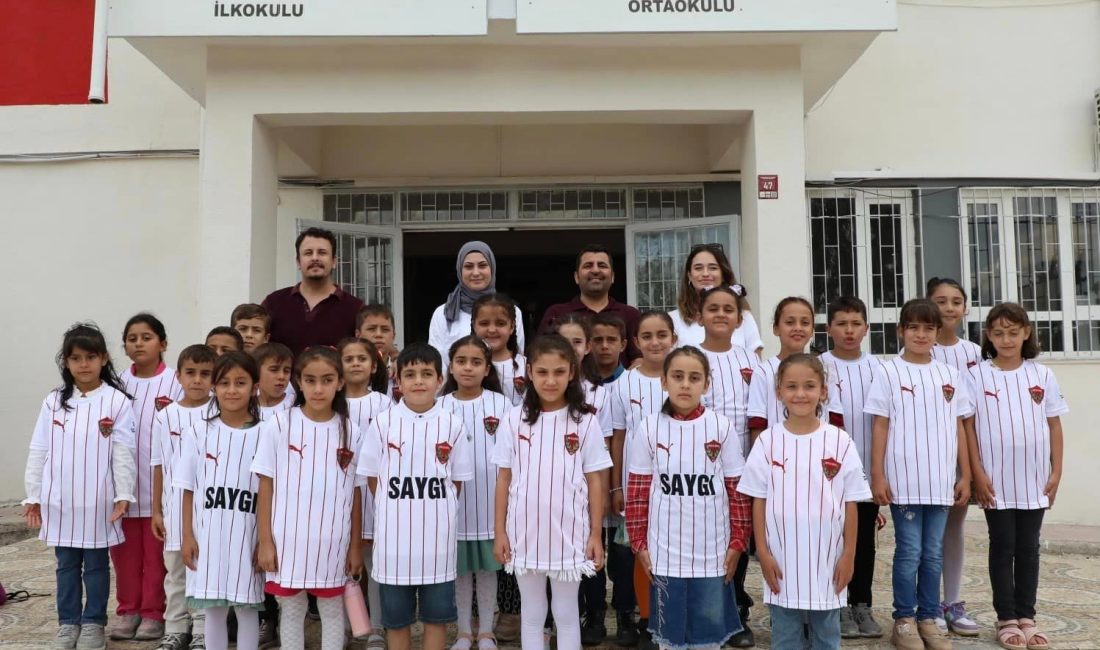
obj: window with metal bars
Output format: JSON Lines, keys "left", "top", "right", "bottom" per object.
{"left": 331, "top": 232, "right": 394, "bottom": 306}
{"left": 322, "top": 192, "right": 396, "bottom": 225}
{"left": 400, "top": 190, "right": 508, "bottom": 222}
{"left": 631, "top": 186, "right": 704, "bottom": 221}
{"left": 519, "top": 187, "right": 627, "bottom": 220}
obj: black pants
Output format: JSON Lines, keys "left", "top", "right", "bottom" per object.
{"left": 848, "top": 502, "right": 880, "bottom": 606}
{"left": 498, "top": 570, "right": 521, "bottom": 615}
{"left": 732, "top": 537, "right": 756, "bottom": 613}
{"left": 985, "top": 508, "right": 1045, "bottom": 621}
{"left": 578, "top": 526, "right": 636, "bottom": 616}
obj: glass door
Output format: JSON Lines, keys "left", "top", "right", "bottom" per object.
{"left": 625, "top": 216, "right": 736, "bottom": 313}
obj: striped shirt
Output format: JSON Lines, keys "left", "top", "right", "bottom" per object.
{"left": 441, "top": 391, "right": 511, "bottom": 540}
{"left": 121, "top": 366, "right": 183, "bottom": 517}
{"left": 493, "top": 355, "right": 528, "bottom": 407}
{"left": 747, "top": 356, "right": 844, "bottom": 432}
{"left": 701, "top": 346, "right": 757, "bottom": 457}
{"left": 347, "top": 392, "right": 394, "bottom": 540}
{"left": 610, "top": 369, "right": 666, "bottom": 492}
{"left": 820, "top": 352, "right": 883, "bottom": 483}
{"left": 150, "top": 401, "right": 209, "bottom": 551}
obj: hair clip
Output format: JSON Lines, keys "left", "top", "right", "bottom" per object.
{"left": 731, "top": 284, "right": 745, "bottom": 296}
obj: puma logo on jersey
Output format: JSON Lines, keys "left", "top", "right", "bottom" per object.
{"left": 655, "top": 442, "right": 674, "bottom": 454}
{"left": 899, "top": 385, "right": 916, "bottom": 396}
{"left": 967, "top": 360, "right": 978, "bottom": 368}
{"left": 205, "top": 452, "right": 219, "bottom": 466}
{"left": 517, "top": 434, "right": 533, "bottom": 445}
{"left": 288, "top": 444, "right": 306, "bottom": 458}
{"left": 984, "top": 390, "right": 1000, "bottom": 401}
{"left": 771, "top": 459, "right": 786, "bottom": 471}
{"left": 630, "top": 398, "right": 643, "bottom": 407}
{"left": 169, "top": 431, "right": 181, "bottom": 437}
{"left": 52, "top": 419, "right": 65, "bottom": 428}
{"left": 387, "top": 441, "right": 404, "bottom": 455}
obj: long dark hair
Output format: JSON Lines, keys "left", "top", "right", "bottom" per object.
{"left": 122, "top": 312, "right": 168, "bottom": 363}
{"left": 981, "top": 302, "right": 1040, "bottom": 360}
{"left": 471, "top": 293, "right": 521, "bottom": 372}
{"left": 336, "top": 337, "right": 389, "bottom": 394}
{"left": 443, "top": 335, "right": 503, "bottom": 395}
{"left": 57, "top": 322, "right": 131, "bottom": 411}
{"left": 293, "top": 346, "right": 352, "bottom": 452}
{"left": 549, "top": 313, "right": 600, "bottom": 384}
{"left": 659, "top": 346, "right": 710, "bottom": 416}
{"left": 522, "top": 335, "right": 589, "bottom": 425}
{"left": 676, "top": 244, "right": 751, "bottom": 323}
{"left": 205, "top": 351, "right": 261, "bottom": 425}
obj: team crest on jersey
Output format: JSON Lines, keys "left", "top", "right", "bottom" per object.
{"left": 739, "top": 367, "right": 753, "bottom": 384}
{"left": 1029, "top": 385, "right": 1045, "bottom": 404}
{"left": 97, "top": 417, "right": 114, "bottom": 438}
{"left": 513, "top": 376, "right": 527, "bottom": 393}
{"left": 435, "top": 441, "right": 453, "bottom": 464}
{"left": 336, "top": 448, "right": 354, "bottom": 470}
{"left": 942, "top": 384, "right": 955, "bottom": 403}
{"left": 822, "top": 457, "right": 842, "bottom": 480}
{"left": 155, "top": 395, "right": 173, "bottom": 411}
{"left": 483, "top": 416, "right": 500, "bottom": 435}
{"left": 564, "top": 432, "right": 580, "bottom": 455}
{"left": 704, "top": 439, "right": 722, "bottom": 462}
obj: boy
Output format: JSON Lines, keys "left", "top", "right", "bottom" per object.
{"left": 231, "top": 303, "right": 271, "bottom": 352}
{"left": 357, "top": 304, "right": 400, "bottom": 398}
{"left": 205, "top": 326, "right": 243, "bottom": 357}
{"left": 252, "top": 342, "right": 294, "bottom": 421}
{"left": 591, "top": 313, "right": 627, "bottom": 385}
{"left": 820, "top": 297, "right": 885, "bottom": 639}
{"left": 150, "top": 345, "right": 216, "bottom": 650}
{"left": 359, "top": 343, "right": 473, "bottom": 650}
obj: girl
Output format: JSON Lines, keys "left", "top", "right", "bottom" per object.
{"left": 927, "top": 277, "right": 983, "bottom": 637}
{"left": 177, "top": 352, "right": 265, "bottom": 650}
{"left": 441, "top": 336, "right": 511, "bottom": 650}
{"left": 625, "top": 346, "right": 751, "bottom": 650}
{"left": 113, "top": 313, "right": 182, "bottom": 642}
{"left": 964, "top": 304, "right": 1065, "bottom": 650}
{"left": 472, "top": 293, "right": 527, "bottom": 407}
{"left": 668, "top": 244, "right": 764, "bottom": 355}
{"left": 340, "top": 337, "right": 394, "bottom": 649}
{"left": 23, "top": 323, "right": 137, "bottom": 650}
{"left": 738, "top": 354, "right": 871, "bottom": 650}
{"left": 552, "top": 314, "right": 614, "bottom": 438}
{"left": 252, "top": 346, "right": 365, "bottom": 650}
{"left": 491, "top": 335, "right": 612, "bottom": 650}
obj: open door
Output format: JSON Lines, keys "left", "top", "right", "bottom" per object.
{"left": 625, "top": 215, "right": 737, "bottom": 313}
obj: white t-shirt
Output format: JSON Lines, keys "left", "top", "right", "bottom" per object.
{"left": 250, "top": 407, "right": 365, "bottom": 589}
{"left": 174, "top": 419, "right": 264, "bottom": 604}
{"left": 150, "top": 401, "right": 209, "bottom": 551}
{"left": 491, "top": 406, "right": 613, "bottom": 576}
{"left": 493, "top": 354, "right": 528, "bottom": 407}
{"left": 700, "top": 346, "right": 757, "bottom": 457}
{"left": 582, "top": 379, "right": 614, "bottom": 438}
{"left": 440, "top": 391, "right": 511, "bottom": 540}
{"left": 747, "top": 356, "right": 845, "bottom": 431}
{"left": 28, "top": 386, "right": 136, "bottom": 548}
{"left": 121, "top": 366, "right": 183, "bottom": 518}
{"left": 259, "top": 390, "right": 295, "bottom": 422}
{"left": 820, "top": 352, "right": 883, "bottom": 482}
{"left": 359, "top": 401, "right": 474, "bottom": 585}
{"left": 610, "top": 369, "right": 666, "bottom": 492}
{"left": 863, "top": 358, "right": 972, "bottom": 506}
{"left": 428, "top": 303, "right": 526, "bottom": 376}
{"left": 628, "top": 411, "right": 745, "bottom": 578}
{"left": 737, "top": 423, "right": 872, "bottom": 610}
{"left": 669, "top": 308, "right": 765, "bottom": 352}
{"left": 932, "top": 338, "right": 983, "bottom": 374}
{"left": 964, "top": 360, "right": 1068, "bottom": 510}
{"left": 347, "top": 392, "right": 394, "bottom": 540}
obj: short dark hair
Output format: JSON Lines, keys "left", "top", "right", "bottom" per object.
{"left": 898, "top": 298, "right": 943, "bottom": 330}
{"left": 251, "top": 342, "right": 293, "bottom": 367}
{"left": 356, "top": 304, "right": 395, "bottom": 331}
{"left": 575, "top": 244, "right": 612, "bottom": 270}
{"left": 396, "top": 342, "right": 442, "bottom": 376}
{"left": 982, "top": 302, "right": 1040, "bottom": 360}
{"left": 827, "top": 296, "right": 868, "bottom": 324}
{"left": 590, "top": 312, "right": 626, "bottom": 339}
{"left": 177, "top": 344, "right": 217, "bottom": 369}
{"left": 295, "top": 227, "right": 337, "bottom": 258}
{"left": 206, "top": 326, "right": 244, "bottom": 350}
{"left": 231, "top": 303, "right": 270, "bottom": 329}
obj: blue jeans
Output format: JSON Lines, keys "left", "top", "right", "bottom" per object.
{"left": 890, "top": 504, "right": 949, "bottom": 621}
{"left": 768, "top": 605, "right": 840, "bottom": 650}
{"left": 378, "top": 581, "right": 456, "bottom": 629}
{"left": 649, "top": 575, "right": 741, "bottom": 648}
{"left": 55, "top": 547, "right": 111, "bottom": 626}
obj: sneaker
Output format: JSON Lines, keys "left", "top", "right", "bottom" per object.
{"left": 840, "top": 606, "right": 860, "bottom": 639}
{"left": 189, "top": 633, "right": 206, "bottom": 650}
{"left": 495, "top": 613, "right": 521, "bottom": 643}
{"left": 135, "top": 619, "right": 166, "bottom": 641}
{"left": 890, "top": 618, "right": 923, "bottom": 650}
{"left": 54, "top": 624, "right": 81, "bottom": 650}
{"left": 258, "top": 619, "right": 280, "bottom": 649}
{"left": 155, "top": 633, "right": 191, "bottom": 650}
{"left": 614, "top": 610, "right": 639, "bottom": 647}
{"left": 75, "top": 624, "right": 106, "bottom": 650}
{"left": 942, "top": 601, "right": 980, "bottom": 637}
{"left": 366, "top": 633, "right": 387, "bottom": 649}
{"left": 935, "top": 616, "right": 948, "bottom": 633}
{"left": 918, "top": 618, "right": 953, "bottom": 650}
{"left": 109, "top": 614, "right": 141, "bottom": 640}
{"left": 851, "top": 603, "right": 884, "bottom": 638}
{"left": 581, "top": 611, "right": 607, "bottom": 646}
{"left": 726, "top": 608, "right": 754, "bottom": 647}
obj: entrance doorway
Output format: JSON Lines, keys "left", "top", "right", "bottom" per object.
{"left": 402, "top": 229, "right": 627, "bottom": 345}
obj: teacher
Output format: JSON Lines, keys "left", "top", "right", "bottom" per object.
{"left": 668, "top": 243, "right": 764, "bottom": 354}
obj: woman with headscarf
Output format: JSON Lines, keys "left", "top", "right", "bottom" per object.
{"left": 428, "top": 241, "right": 526, "bottom": 374}
{"left": 668, "top": 243, "right": 764, "bottom": 355}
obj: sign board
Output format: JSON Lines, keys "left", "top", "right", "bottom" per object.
{"left": 758, "top": 174, "right": 778, "bottom": 199}
{"left": 109, "top": 0, "right": 488, "bottom": 37}
{"left": 517, "top": 0, "right": 896, "bottom": 34}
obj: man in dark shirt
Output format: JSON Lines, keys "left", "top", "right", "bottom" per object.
{"left": 538, "top": 244, "right": 641, "bottom": 364}
{"left": 262, "top": 227, "right": 364, "bottom": 357}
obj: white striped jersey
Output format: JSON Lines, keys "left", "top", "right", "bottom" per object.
{"left": 490, "top": 406, "right": 613, "bottom": 574}
{"left": 610, "top": 369, "right": 666, "bottom": 492}
{"left": 700, "top": 346, "right": 757, "bottom": 456}
{"left": 820, "top": 352, "right": 883, "bottom": 482}
{"left": 582, "top": 379, "right": 614, "bottom": 438}
{"left": 932, "top": 338, "right": 983, "bottom": 374}
{"left": 174, "top": 419, "right": 264, "bottom": 604}
{"left": 150, "top": 401, "right": 209, "bottom": 551}
{"left": 863, "top": 358, "right": 972, "bottom": 506}
{"left": 963, "top": 360, "right": 1068, "bottom": 510}
{"left": 259, "top": 390, "right": 295, "bottom": 422}
{"left": 121, "top": 366, "right": 183, "bottom": 517}
{"left": 493, "top": 354, "right": 527, "bottom": 407}
{"left": 440, "top": 391, "right": 511, "bottom": 540}
{"left": 628, "top": 411, "right": 745, "bottom": 578}
{"left": 669, "top": 309, "right": 765, "bottom": 352}
{"left": 27, "top": 386, "right": 136, "bottom": 548}
{"left": 348, "top": 392, "right": 394, "bottom": 540}
{"left": 250, "top": 407, "right": 365, "bottom": 589}
{"left": 737, "top": 423, "right": 871, "bottom": 610}
{"left": 747, "top": 356, "right": 844, "bottom": 431}
{"left": 358, "top": 401, "right": 474, "bottom": 585}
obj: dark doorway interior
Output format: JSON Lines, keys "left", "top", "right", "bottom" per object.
{"left": 402, "top": 229, "right": 626, "bottom": 345}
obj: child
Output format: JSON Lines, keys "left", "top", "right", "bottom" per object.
{"left": 359, "top": 343, "right": 474, "bottom": 650}
{"left": 609, "top": 311, "right": 677, "bottom": 648}
{"left": 251, "top": 342, "right": 295, "bottom": 421}
{"left": 339, "top": 336, "right": 394, "bottom": 648}
{"left": 253, "top": 346, "right": 366, "bottom": 650}
{"left": 176, "top": 352, "right": 265, "bottom": 650}
{"left": 357, "top": 304, "right": 400, "bottom": 400}
{"left": 23, "top": 323, "right": 137, "bottom": 650}
{"left": 738, "top": 353, "right": 872, "bottom": 650}
{"left": 492, "top": 334, "right": 613, "bottom": 650}
{"left": 206, "top": 327, "right": 244, "bottom": 357}
{"left": 151, "top": 344, "right": 216, "bottom": 650}
{"left": 591, "top": 313, "right": 628, "bottom": 384}
{"left": 626, "top": 346, "right": 751, "bottom": 650}
{"left": 440, "top": 336, "right": 510, "bottom": 650}
{"left": 866, "top": 299, "right": 972, "bottom": 650}
{"left": 114, "top": 313, "right": 183, "bottom": 641}
{"left": 819, "top": 296, "right": 884, "bottom": 639}
{"left": 963, "top": 303, "right": 1065, "bottom": 650}
{"left": 231, "top": 304, "right": 272, "bottom": 352}
{"left": 926, "top": 277, "right": 983, "bottom": 637}
{"left": 472, "top": 294, "right": 527, "bottom": 407}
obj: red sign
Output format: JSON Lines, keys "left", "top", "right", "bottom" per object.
{"left": 758, "top": 175, "right": 779, "bottom": 199}
{"left": 0, "top": 0, "right": 104, "bottom": 106}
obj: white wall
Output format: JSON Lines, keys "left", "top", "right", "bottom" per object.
{"left": 1033, "top": 362, "right": 1099, "bottom": 526}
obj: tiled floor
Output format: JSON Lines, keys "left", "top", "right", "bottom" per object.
{"left": 1, "top": 525, "right": 1098, "bottom": 649}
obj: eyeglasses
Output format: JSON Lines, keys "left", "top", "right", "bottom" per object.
{"left": 690, "top": 243, "right": 725, "bottom": 253}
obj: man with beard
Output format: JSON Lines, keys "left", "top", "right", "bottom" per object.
{"left": 262, "top": 227, "right": 364, "bottom": 357}
{"left": 538, "top": 244, "right": 641, "bottom": 365}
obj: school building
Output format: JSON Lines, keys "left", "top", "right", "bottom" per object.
{"left": 1, "top": 0, "right": 1098, "bottom": 525}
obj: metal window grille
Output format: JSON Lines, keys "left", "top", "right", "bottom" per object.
{"left": 332, "top": 232, "right": 394, "bottom": 306}
{"left": 519, "top": 187, "right": 627, "bottom": 220}
{"left": 322, "top": 192, "right": 395, "bottom": 226}
{"left": 631, "top": 186, "right": 705, "bottom": 221}
{"left": 400, "top": 190, "right": 508, "bottom": 222}
{"left": 633, "top": 222, "right": 730, "bottom": 313}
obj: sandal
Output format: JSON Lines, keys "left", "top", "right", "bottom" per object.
{"left": 997, "top": 620, "right": 1027, "bottom": 650}
{"left": 1018, "top": 618, "right": 1050, "bottom": 650}
{"left": 476, "top": 632, "right": 498, "bottom": 650}
{"left": 451, "top": 633, "right": 475, "bottom": 650}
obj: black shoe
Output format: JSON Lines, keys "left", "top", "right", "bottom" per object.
{"left": 581, "top": 611, "right": 607, "bottom": 647}
{"left": 637, "top": 625, "right": 657, "bottom": 650}
{"left": 614, "top": 610, "right": 639, "bottom": 647}
{"left": 727, "top": 609, "right": 755, "bottom": 648}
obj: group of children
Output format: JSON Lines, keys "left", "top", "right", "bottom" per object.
{"left": 23, "top": 279, "right": 1065, "bottom": 650}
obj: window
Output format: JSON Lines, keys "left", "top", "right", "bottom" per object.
{"left": 323, "top": 192, "right": 395, "bottom": 225}
{"left": 632, "top": 222, "right": 730, "bottom": 312}
{"left": 331, "top": 232, "right": 394, "bottom": 306}
{"left": 631, "top": 186, "right": 704, "bottom": 221}
{"left": 520, "top": 187, "right": 627, "bottom": 220}
{"left": 400, "top": 190, "right": 507, "bottom": 222}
